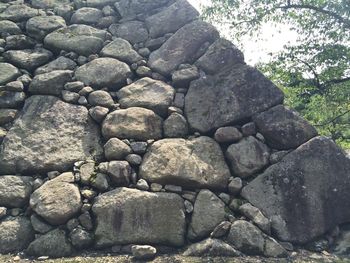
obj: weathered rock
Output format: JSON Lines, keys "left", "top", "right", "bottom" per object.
{"left": 264, "top": 237, "right": 288, "bottom": 258}
{"left": 172, "top": 65, "right": 199, "bottom": 88}
{"left": 75, "top": 58, "right": 131, "bottom": 89}
{"left": 107, "top": 161, "right": 131, "bottom": 186}
{"left": 241, "top": 136, "right": 350, "bottom": 244}
{"left": 211, "top": 221, "right": 232, "bottom": 238}
{"left": 0, "top": 216, "right": 34, "bottom": 254}
{"left": 29, "top": 70, "right": 73, "bottom": 96}
{"left": 228, "top": 177, "right": 243, "bottom": 195}
{"left": 88, "top": 90, "right": 114, "bottom": 108}
{"left": 102, "top": 107, "right": 163, "bottom": 140}
{"left": 227, "top": 220, "right": 265, "bottom": 255}
{"left": 91, "top": 172, "right": 109, "bottom": 191}
{"left": 0, "top": 96, "right": 103, "bottom": 174}
{"left": 31, "top": 0, "right": 71, "bottom": 9}
{"left": 187, "top": 189, "right": 227, "bottom": 241}
{"left": 214, "top": 127, "right": 243, "bottom": 143}
{"left": 100, "top": 38, "right": 142, "bottom": 64}
{"left": 185, "top": 65, "right": 284, "bottom": 133}
{"left": 30, "top": 214, "right": 53, "bottom": 234}
{"left": 35, "top": 56, "right": 77, "bottom": 75}
{"left": 44, "top": 25, "right": 107, "bottom": 56}
{"left": 92, "top": 187, "right": 186, "bottom": 247}
{"left": 163, "top": 113, "right": 189, "bottom": 137}
{"left": 183, "top": 238, "right": 240, "bottom": 257}
{"left": 145, "top": 0, "right": 198, "bottom": 38}
{"left": 109, "top": 21, "right": 148, "bottom": 44}
{"left": 70, "top": 228, "right": 94, "bottom": 249}
{"left": 87, "top": 0, "right": 116, "bottom": 7}
{"left": 239, "top": 203, "right": 271, "bottom": 234}
{"left": 104, "top": 138, "right": 132, "bottom": 161}
{"left": 0, "top": 176, "right": 33, "bottom": 208}
{"left": 5, "top": 34, "right": 36, "bottom": 50}
{"left": 89, "top": 106, "right": 109, "bottom": 123}
{"left": 0, "top": 4, "right": 40, "bottom": 22}
{"left": 4, "top": 48, "right": 53, "bottom": 72}
{"left": 26, "top": 16, "right": 66, "bottom": 41}
{"left": 79, "top": 162, "right": 95, "bottom": 185}
{"left": 131, "top": 245, "right": 157, "bottom": 260}
{"left": 26, "top": 229, "right": 73, "bottom": 258}
{"left": 71, "top": 7, "right": 103, "bottom": 25}
{"left": 117, "top": 77, "right": 175, "bottom": 116}
{"left": 62, "top": 90, "right": 80, "bottom": 103}
{"left": 196, "top": 38, "right": 244, "bottom": 74}
{"left": 253, "top": 105, "right": 318, "bottom": 150}
{"left": 30, "top": 173, "right": 82, "bottom": 225}
{"left": 0, "top": 109, "right": 17, "bottom": 125}
{"left": 0, "top": 91, "right": 25, "bottom": 109}
{"left": 148, "top": 20, "right": 219, "bottom": 76}
{"left": 0, "top": 20, "right": 22, "bottom": 36}
{"left": 140, "top": 137, "right": 231, "bottom": 190}
{"left": 0, "top": 63, "right": 20, "bottom": 86}
{"left": 225, "top": 136, "right": 270, "bottom": 178}
{"left": 115, "top": 0, "right": 175, "bottom": 18}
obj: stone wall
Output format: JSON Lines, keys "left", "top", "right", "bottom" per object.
{"left": 0, "top": 0, "right": 350, "bottom": 259}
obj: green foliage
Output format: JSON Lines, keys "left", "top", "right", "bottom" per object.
{"left": 202, "top": 0, "right": 350, "bottom": 148}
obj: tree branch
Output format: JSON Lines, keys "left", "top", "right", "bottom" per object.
{"left": 314, "top": 109, "right": 350, "bottom": 127}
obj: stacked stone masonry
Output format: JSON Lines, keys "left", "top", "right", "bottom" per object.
{"left": 0, "top": 0, "right": 349, "bottom": 260}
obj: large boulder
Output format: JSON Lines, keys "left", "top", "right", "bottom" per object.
{"left": 26, "top": 15, "right": 66, "bottom": 41}
{"left": 0, "top": 4, "right": 40, "bottom": 22}
{"left": 102, "top": 107, "right": 163, "bottom": 140}
{"left": 0, "top": 176, "right": 33, "bottom": 208}
{"left": 92, "top": 187, "right": 186, "bottom": 247}
{"left": 0, "top": 20, "right": 22, "bottom": 36}
{"left": 0, "top": 91, "right": 25, "bottom": 109}
{"left": 117, "top": 77, "right": 175, "bottom": 116}
{"left": 35, "top": 56, "right": 77, "bottom": 75}
{"left": 115, "top": 0, "right": 175, "bottom": 18}
{"left": 100, "top": 38, "right": 142, "bottom": 64}
{"left": 75, "top": 58, "right": 131, "bottom": 89}
{"left": 109, "top": 21, "right": 148, "bottom": 45}
{"left": 148, "top": 20, "right": 219, "bottom": 76}
{"left": 187, "top": 190, "right": 227, "bottom": 241}
{"left": 241, "top": 136, "right": 350, "bottom": 244}
{"left": 145, "top": 0, "right": 199, "bottom": 38}
{"left": 30, "top": 173, "right": 82, "bottom": 225}
{"left": 0, "top": 63, "right": 21, "bottom": 85}
{"left": 44, "top": 25, "right": 107, "bottom": 56}
{"left": 253, "top": 105, "right": 318, "bottom": 150}
{"left": 184, "top": 65, "right": 284, "bottom": 133}
{"left": 0, "top": 216, "right": 34, "bottom": 254}
{"left": 139, "top": 137, "right": 231, "bottom": 190}
{"left": 0, "top": 96, "right": 103, "bottom": 174}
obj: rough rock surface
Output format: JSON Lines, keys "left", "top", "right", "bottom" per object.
{"left": 92, "top": 187, "right": 185, "bottom": 247}
{"left": 0, "top": 96, "right": 102, "bottom": 174}
{"left": 0, "top": 176, "right": 33, "bottom": 208}
{"left": 241, "top": 136, "right": 350, "bottom": 244}
{"left": 3, "top": 48, "right": 52, "bottom": 71}
{"left": 101, "top": 38, "right": 142, "bottom": 64}
{"left": 140, "top": 137, "right": 231, "bottom": 190}
{"left": 26, "top": 16, "right": 66, "bottom": 41}
{"left": 0, "top": 63, "right": 20, "bottom": 85}
{"left": 183, "top": 238, "right": 240, "bottom": 257}
{"left": 102, "top": 107, "right": 163, "bottom": 140}
{"left": 29, "top": 70, "right": 72, "bottom": 96}
{"left": 185, "top": 65, "right": 284, "bottom": 133}
{"left": 117, "top": 77, "right": 175, "bottom": 116}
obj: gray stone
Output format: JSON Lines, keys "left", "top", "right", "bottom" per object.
{"left": 239, "top": 203, "right": 271, "bottom": 234}
{"left": 4, "top": 81, "right": 23, "bottom": 92}
{"left": 227, "top": 220, "right": 265, "bottom": 255}
{"left": 163, "top": 113, "right": 189, "bottom": 137}
{"left": 136, "top": 179, "right": 149, "bottom": 191}
{"left": 78, "top": 212, "right": 93, "bottom": 230}
{"left": 0, "top": 96, "right": 103, "bottom": 174}
{"left": 145, "top": 0, "right": 198, "bottom": 38}
{"left": 188, "top": 190, "right": 226, "bottom": 241}
{"left": 269, "top": 150, "right": 290, "bottom": 164}
{"left": 242, "top": 122, "right": 257, "bottom": 136}
{"left": 89, "top": 106, "right": 109, "bottom": 123}
{"left": 0, "top": 109, "right": 17, "bottom": 125}
{"left": 264, "top": 237, "right": 288, "bottom": 258}
{"left": 44, "top": 25, "right": 107, "bottom": 56}
{"left": 3, "top": 48, "right": 53, "bottom": 71}
{"left": 196, "top": 38, "right": 244, "bottom": 74}
{"left": 75, "top": 58, "right": 131, "bottom": 89}
{"left": 71, "top": 7, "right": 103, "bottom": 25}
{"left": 0, "top": 216, "right": 34, "bottom": 254}
{"left": 140, "top": 137, "right": 231, "bottom": 190}
{"left": 117, "top": 77, "right": 175, "bottom": 116}
{"left": 131, "top": 245, "right": 157, "bottom": 260}
{"left": 151, "top": 183, "right": 163, "bottom": 192}
{"left": 109, "top": 21, "right": 148, "bottom": 44}
{"left": 92, "top": 187, "right": 186, "bottom": 247}
{"left": 101, "top": 38, "right": 142, "bottom": 64}
{"left": 0, "top": 91, "right": 25, "bottom": 109}
{"left": 185, "top": 65, "right": 284, "bottom": 133}
{"left": 0, "top": 63, "right": 20, "bottom": 85}
{"left": 126, "top": 153, "right": 142, "bottom": 166}
{"left": 87, "top": 0, "right": 116, "bottom": 7}
{"left": 164, "top": 184, "right": 182, "bottom": 193}
{"left": 26, "top": 15, "right": 66, "bottom": 41}
{"left": 214, "top": 127, "right": 243, "bottom": 143}
{"left": 228, "top": 177, "right": 243, "bottom": 195}
{"left": 5, "top": 34, "right": 35, "bottom": 50}
{"left": 107, "top": 161, "right": 131, "bottom": 186}
{"left": 88, "top": 90, "right": 114, "bottom": 108}
{"left": 31, "top": 0, "right": 71, "bottom": 9}
{"left": 62, "top": 90, "right": 80, "bottom": 103}
{"left": 70, "top": 228, "right": 94, "bottom": 249}
{"left": 241, "top": 136, "right": 350, "bottom": 244}
{"left": 149, "top": 20, "right": 219, "bottom": 76}
{"left": 102, "top": 107, "right": 163, "bottom": 141}
{"left": 104, "top": 138, "right": 132, "bottom": 161}
{"left": 130, "top": 141, "right": 148, "bottom": 154}
{"left": 91, "top": 173, "right": 109, "bottom": 191}
{"left": 29, "top": 70, "right": 73, "bottom": 96}
{"left": 64, "top": 81, "right": 84, "bottom": 92}
{"left": 172, "top": 65, "right": 199, "bottom": 89}
{"left": 30, "top": 214, "right": 53, "bottom": 234}
{"left": 35, "top": 56, "right": 77, "bottom": 75}
{"left": 115, "top": 0, "right": 175, "bottom": 18}
{"left": 253, "top": 105, "right": 318, "bottom": 150}
{"left": 79, "top": 162, "right": 95, "bottom": 185}
{"left": 0, "top": 176, "right": 33, "bottom": 208}
{"left": 30, "top": 173, "right": 82, "bottom": 225}
{"left": 183, "top": 238, "right": 240, "bottom": 257}
{"left": 0, "top": 128, "right": 6, "bottom": 144}
{"left": 225, "top": 136, "right": 270, "bottom": 178}
{"left": 0, "top": 4, "right": 40, "bottom": 22}
{"left": 26, "top": 229, "right": 73, "bottom": 258}
{"left": 0, "top": 207, "right": 6, "bottom": 219}
{"left": 0, "top": 20, "right": 21, "bottom": 36}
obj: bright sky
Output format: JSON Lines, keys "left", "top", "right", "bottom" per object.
{"left": 187, "top": 0, "right": 298, "bottom": 65}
